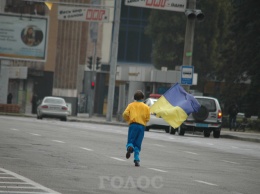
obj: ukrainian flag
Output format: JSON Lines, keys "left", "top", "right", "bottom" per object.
{"left": 150, "top": 83, "right": 201, "bottom": 128}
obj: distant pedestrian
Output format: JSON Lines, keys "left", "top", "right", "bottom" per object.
{"left": 122, "top": 90, "right": 150, "bottom": 167}
{"left": 31, "top": 93, "right": 38, "bottom": 114}
{"left": 7, "top": 93, "right": 13, "bottom": 104}
{"left": 228, "top": 103, "right": 239, "bottom": 131}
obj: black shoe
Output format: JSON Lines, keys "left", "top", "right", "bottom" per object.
{"left": 134, "top": 160, "right": 140, "bottom": 167}
{"left": 126, "top": 147, "right": 133, "bottom": 159}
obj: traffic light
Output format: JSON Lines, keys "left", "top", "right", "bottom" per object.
{"left": 96, "top": 57, "right": 101, "bottom": 70}
{"left": 185, "top": 9, "right": 204, "bottom": 22}
{"left": 91, "top": 81, "right": 95, "bottom": 89}
{"left": 88, "top": 56, "right": 93, "bottom": 70}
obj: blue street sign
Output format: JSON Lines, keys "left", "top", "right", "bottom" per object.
{"left": 181, "top": 65, "right": 193, "bottom": 85}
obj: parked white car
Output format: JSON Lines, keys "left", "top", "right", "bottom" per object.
{"left": 178, "top": 96, "right": 222, "bottom": 138}
{"left": 37, "top": 96, "right": 69, "bottom": 121}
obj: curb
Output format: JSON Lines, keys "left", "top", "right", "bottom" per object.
{"left": 221, "top": 134, "right": 260, "bottom": 143}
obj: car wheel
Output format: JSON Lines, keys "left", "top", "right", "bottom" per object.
{"left": 213, "top": 130, "right": 221, "bottom": 138}
{"left": 169, "top": 126, "right": 176, "bottom": 135}
{"left": 145, "top": 127, "right": 150, "bottom": 131}
{"left": 203, "top": 130, "right": 210, "bottom": 137}
{"left": 192, "top": 105, "right": 209, "bottom": 122}
{"left": 165, "top": 128, "right": 170, "bottom": 133}
{"left": 178, "top": 127, "right": 185, "bottom": 136}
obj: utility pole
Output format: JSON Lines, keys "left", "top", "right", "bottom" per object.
{"left": 182, "top": 0, "right": 204, "bottom": 91}
{"left": 182, "top": 0, "right": 196, "bottom": 68}
{"left": 106, "top": 0, "right": 121, "bottom": 122}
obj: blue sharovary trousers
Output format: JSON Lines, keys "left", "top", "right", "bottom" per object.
{"left": 126, "top": 123, "right": 145, "bottom": 162}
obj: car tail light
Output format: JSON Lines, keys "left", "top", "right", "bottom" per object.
{"left": 218, "top": 110, "right": 222, "bottom": 118}
{"left": 62, "top": 106, "right": 68, "bottom": 110}
{"left": 41, "top": 105, "right": 48, "bottom": 108}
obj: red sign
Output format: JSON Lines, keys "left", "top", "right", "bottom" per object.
{"left": 86, "top": 9, "right": 107, "bottom": 21}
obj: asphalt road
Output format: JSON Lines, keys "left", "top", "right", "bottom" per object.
{"left": 0, "top": 116, "right": 260, "bottom": 194}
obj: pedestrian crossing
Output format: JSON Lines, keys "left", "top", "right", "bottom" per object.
{"left": 0, "top": 168, "right": 61, "bottom": 194}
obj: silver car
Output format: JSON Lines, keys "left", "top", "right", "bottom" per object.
{"left": 144, "top": 97, "right": 171, "bottom": 133}
{"left": 178, "top": 96, "right": 222, "bottom": 138}
{"left": 37, "top": 96, "right": 69, "bottom": 121}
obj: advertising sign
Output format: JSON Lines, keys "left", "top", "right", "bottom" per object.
{"left": 181, "top": 65, "right": 193, "bottom": 85}
{"left": 125, "top": 0, "right": 187, "bottom": 12}
{"left": 58, "top": 6, "right": 110, "bottom": 22}
{"left": 0, "top": 14, "right": 48, "bottom": 62}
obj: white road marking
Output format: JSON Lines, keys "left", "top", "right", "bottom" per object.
{"left": 232, "top": 146, "right": 239, "bottom": 149}
{"left": 80, "top": 147, "right": 93, "bottom": 151}
{"left": 10, "top": 128, "right": 19, "bottom": 131}
{"left": 191, "top": 141, "right": 200, "bottom": 144}
{"left": 29, "top": 133, "right": 41, "bottom": 136}
{"left": 221, "top": 160, "right": 239, "bottom": 165}
{"left": 0, "top": 186, "right": 37, "bottom": 189}
{"left": 0, "top": 157, "right": 21, "bottom": 160}
{"left": 194, "top": 180, "right": 218, "bottom": 186}
{"left": 207, "top": 143, "right": 214, "bottom": 146}
{"left": 183, "top": 151, "right": 198, "bottom": 155}
{"left": 0, "top": 167, "right": 61, "bottom": 194}
{"left": 168, "top": 137, "right": 175, "bottom": 140}
{"left": 0, "top": 182, "right": 30, "bottom": 184}
{"left": 0, "top": 177, "right": 17, "bottom": 179}
{"left": 110, "top": 157, "right": 126, "bottom": 162}
{"left": 153, "top": 144, "right": 165, "bottom": 147}
{"left": 0, "top": 192, "right": 51, "bottom": 193}
{"left": 148, "top": 168, "right": 167, "bottom": 173}
{"left": 52, "top": 140, "right": 65, "bottom": 143}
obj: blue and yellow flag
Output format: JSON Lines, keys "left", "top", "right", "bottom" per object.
{"left": 150, "top": 83, "right": 201, "bottom": 128}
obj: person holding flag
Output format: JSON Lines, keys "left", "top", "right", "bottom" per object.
{"left": 122, "top": 90, "right": 150, "bottom": 167}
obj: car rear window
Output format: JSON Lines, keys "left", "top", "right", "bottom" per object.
{"left": 196, "top": 98, "right": 216, "bottom": 112}
{"left": 44, "top": 98, "right": 65, "bottom": 104}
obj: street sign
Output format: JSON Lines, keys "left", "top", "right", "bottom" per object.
{"left": 125, "top": 0, "right": 187, "bottom": 12}
{"left": 58, "top": 6, "right": 110, "bottom": 22}
{"left": 181, "top": 65, "right": 193, "bottom": 85}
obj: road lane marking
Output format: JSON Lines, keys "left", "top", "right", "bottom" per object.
{"left": 0, "top": 182, "right": 31, "bottom": 184}
{"left": 148, "top": 168, "right": 167, "bottom": 173}
{"left": 221, "top": 160, "right": 239, "bottom": 165}
{"left": 153, "top": 144, "right": 165, "bottom": 147}
{"left": 0, "top": 167, "right": 61, "bottom": 194}
{"left": 110, "top": 157, "right": 126, "bottom": 162}
{"left": 0, "top": 177, "right": 17, "bottom": 179}
{"left": 194, "top": 180, "right": 218, "bottom": 186}
{"left": 0, "top": 186, "right": 37, "bottom": 189}
{"left": 191, "top": 141, "right": 200, "bottom": 144}
{"left": 232, "top": 146, "right": 239, "bottom": 149}
{"left": 80, "top": 147, "right": 93, "bottom": 151}
{"left": 52, "top": 140, "right": 65, "bottom": 143}
{"left": 168, "top": 137, "right": 175, "bottom": 140}
{"left": 10, "top": 128, "right": 19, "bottom": 131}
{"left": 29, "top": 133, "right": 41, "bottom": 136}
{"left": 183, "top": 151, "right": 198, "bottom": 155}
{"left": 207, "top": 143, "right": 214, "bottom": 146}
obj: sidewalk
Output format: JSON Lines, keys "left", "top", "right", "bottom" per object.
{"left": 1, "top": 112, "right": 260, "bottom": 143}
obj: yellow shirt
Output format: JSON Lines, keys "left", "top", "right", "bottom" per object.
{"left": 122, "top": 101, "right": 150, "bottom": 126}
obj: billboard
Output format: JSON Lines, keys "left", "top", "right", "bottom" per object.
{"left": 0, "top": 14, "right": 48, "bottom": 62}
{"left": 125, "top": 0, "right": 187, "bottom": 12}
{"left": 58, "top": 6, "right": 110, "bottom": 22}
